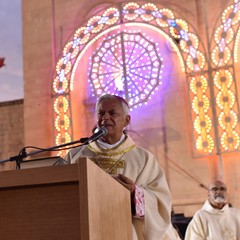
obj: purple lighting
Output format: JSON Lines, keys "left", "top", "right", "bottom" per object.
{"left": 88, "top": 31, "right": 164, "bottom": 109}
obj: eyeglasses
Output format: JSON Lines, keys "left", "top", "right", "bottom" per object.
{"left": 209, "top": 187, "right": 227, "bottom": 192}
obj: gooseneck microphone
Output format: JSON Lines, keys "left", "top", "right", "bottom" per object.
{"left": 84, "top": 126, "right": 108, "bottom": 145}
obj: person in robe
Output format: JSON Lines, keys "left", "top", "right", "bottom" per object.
{"left": 184, "top": 180, "right": 240, "bottom": 240}
{"left": 65, "top": 94, "right": 181, "bottom": 240}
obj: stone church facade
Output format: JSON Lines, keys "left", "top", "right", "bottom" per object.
{"left": 1, "top": 0, "right": 240, "bottom": 217}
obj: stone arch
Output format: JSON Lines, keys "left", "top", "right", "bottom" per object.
{"left": 51, "top": 1, "right": 212, "bottom": 155}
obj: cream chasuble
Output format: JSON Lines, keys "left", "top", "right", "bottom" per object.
{"left": 185, "top": 200, "right": 240, "bottom": 240}
{"left": 65, "top": 135, "right": 180, "bottom": 239}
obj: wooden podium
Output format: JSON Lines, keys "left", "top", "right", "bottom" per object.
{"left": 0, "top": 158, "right": 132, "bottom": 240}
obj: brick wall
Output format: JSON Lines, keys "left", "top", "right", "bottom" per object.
{"left": 0, "top": 99, "right": 24, "bottom": 171}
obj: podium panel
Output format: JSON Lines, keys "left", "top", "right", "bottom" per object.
{"left": 0, "top": 158, "right": 131, "bottom": 240}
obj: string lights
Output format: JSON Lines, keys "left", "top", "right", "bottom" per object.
{"left": 88, "top": 31, "right": 163, "bottom": 109}
{"left": 51, "top": 0, "right": 240, "bottom": 156}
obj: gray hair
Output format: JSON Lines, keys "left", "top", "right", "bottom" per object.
{"left": 95, "top": 94, "right": 130, "bottom": 115}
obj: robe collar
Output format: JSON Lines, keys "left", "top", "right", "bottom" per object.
{"left": 202, "top": 200, "right": 229, "bottom": 214}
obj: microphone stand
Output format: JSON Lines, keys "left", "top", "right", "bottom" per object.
{"left": 0, "top": 137, "right": 89, "bottom": 169}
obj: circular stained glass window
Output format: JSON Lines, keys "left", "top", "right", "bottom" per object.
{"left": 88, "top": 31, "right": 163, "bottom": 109}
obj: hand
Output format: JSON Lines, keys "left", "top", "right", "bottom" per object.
{"left": 113, "top": 174, "right": 135, "bottom": 194}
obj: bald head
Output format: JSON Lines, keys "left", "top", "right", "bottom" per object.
{"left": 207, "top": 180, "right": 227, "bottom": 209}
{"left": 208, "top": 180, "right": 227, "bottom": 191}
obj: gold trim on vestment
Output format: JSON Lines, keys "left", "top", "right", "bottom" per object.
{"left": 88, "top": 143, "right": 136, "bottom": 156}
{"left": 87, "top": 137, "right": 136, "bottom": 174}
{"left": 91, "top": 158, "right": 125, "bottom": 174}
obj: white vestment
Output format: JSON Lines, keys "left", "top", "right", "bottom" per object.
{"left": 185, "top": 200, "right": 240, "bottom": 240}
{"left": 65, "top": 135, "right": 181, "bottom": 239}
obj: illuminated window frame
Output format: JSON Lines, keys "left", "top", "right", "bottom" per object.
{"left": 52, "top": 1, "right": 240, "bottom": 157}
{"left": 210, "top": 0, "right": 240, "bottom": 152}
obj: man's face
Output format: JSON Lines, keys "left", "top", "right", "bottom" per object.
{"left": 208, "top": 181, "right": 227, "bottom": 209}
{"left": 96, "top": 98, "right": 130, "bottom": 142}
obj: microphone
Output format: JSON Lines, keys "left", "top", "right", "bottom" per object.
{"left": 84, "top": 126, "right": 108, "bottom": 145}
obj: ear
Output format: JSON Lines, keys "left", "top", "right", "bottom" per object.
{"left": 124, "top": 115, "right": 131, "bottom": 127}
{"left": 207, "top": 191, "right": 210, "bottom": 198}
